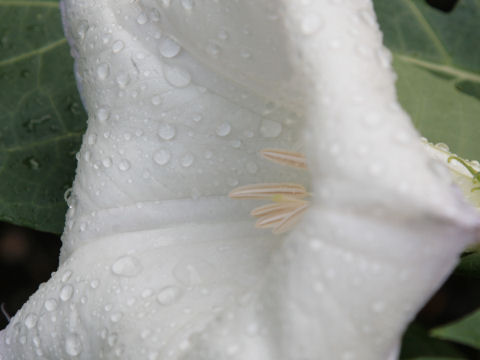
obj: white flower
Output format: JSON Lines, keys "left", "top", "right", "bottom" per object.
{"left": 1, "top": 1, "right": 478, "bottom": 359}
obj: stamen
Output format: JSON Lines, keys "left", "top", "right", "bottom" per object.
{"left": 272, "top": 203, "right": 309, "bottom": 234}
{"left": 261, "top": 148, "right": 307, "bottom": 169}
{"left": 229, "top": 183, "right": 308, "bottom": 199}
{"left": 251, "top": 200, "right": 306, "bottom": 217}
{"left": 229, "top": 148, "right": 310, "bottom": 234}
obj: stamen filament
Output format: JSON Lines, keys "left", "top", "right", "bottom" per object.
{"left": 261, "top": 148, "right": 307, "bottom": 169}
{"left": 229, "top": 183, "right": 308, "bottom": 199}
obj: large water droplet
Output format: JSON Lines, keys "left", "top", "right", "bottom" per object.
{"left": 260, "top": 119, "right": 282, "bottom": 138}
{"left": 164, "top": 65, "right": 191, "bottom": 88}
{"left": 153, "top": 149, "right": 171, "bottom": 166}
{"left": 157, "top": 286, "right": 183, "bottom": 306}
{"left": 111, "top": 255, "right": 142, "bottom": 277}
{"left": 158, "top": 123, "right": 176, "bottom": 140}
{"left": 65, "top": 333, "right": 82, "bottom": 356}
{"left": 60, "top": 284, "right": 74, "bottom": 301}
{"left": 159, "top": 37, "right": 181, "bottom": 58}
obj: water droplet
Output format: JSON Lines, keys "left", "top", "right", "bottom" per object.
{"left": 159, "top": 37, "right": 181, "bottom": 58}
{"left": 206, "top": 42, "right": 221, "bottom": 57}
{"left": 153, "top": 149, "right": 171, "bottom": 165}
{"left": 181, "top": 0, "right": 194, "bottom": 10}
{"left": 164, "top": 65, "right": 191, "bottom": 88}
{"left": 137, "top": 13, "right": 148, "bottom": 25}
{"left": 24, "top": 313, "right": 38, "bottom": 329}
{"left": 118, "top": 159, "right": 131, "bottom": 171}
{"left": 157, "top": 123, "right": 176, "bottom": 140}
{"left": 108, "top": 333, "right": 118, "bottom": 346}
{"left": 217, "top": 29, "right": 229, "bottom": 40}
{"left": 116, "top": 73, "right": 130, "bottom": 88}
{"left": 96, "top": 63, "right": 110, "bottom": 80}
{"left": 102, "top": 157, "right": 113, "bottom": 168}
{"left": 193, "top": 114, "right": 203, "bottom": 123}
{"left": 157, "top": 286, "right": 183, "bottom": 306}
{"left": 434, "top": 142, "right": 450, "bottom": 152}
{"left": 301, "top": 14, "right": 323, "bottom": 35}
{"left": 60, "top": 284, "right": 74, "bottom": 301}
{"left": 61, "top": 270, "right": 73, "bottom": 282}
{"left": 96, "top": 108, "right": 109, "bottom": 122}
{"left": 181, "top": 153, "right": 194, "bottom": 167}
{"left": 151, "top": 95, "right": 162, "bottom": 105}
{"left": 90, "top": 279, "right": 100, "bottom": 288}
{"left": 44, "top": 299, "right": 58, "bottom": 312}
{"left": 112, "top": 40, "right": 125, "bottom": 53}
{"left": 240, "top": 50, "right": 251, "bottom": 59}
{"left": 260, "top": 119, "right": 282, "bottom": 138}
{"left": 216, "top": 122, "right": 231, "bottom": 136}
{"left": 65, "top": 333, "right": 82, "bottom": 356}
{"left": 110, "top": 312, "right": 123, "bottom": 322}
{"left": 111, "top": 255, "right": 142, "bottom": 277}
{"left": 77, "top": 20, "right": 89, "bottom": 40}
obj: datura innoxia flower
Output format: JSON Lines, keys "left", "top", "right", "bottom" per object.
{"left": 1, "top": 0, "right": 479, "bottom": 359}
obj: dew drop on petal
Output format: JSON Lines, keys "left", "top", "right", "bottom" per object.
{"left": 158, "top": 123, "right": 176, "bottom": 140}
{"left": 44, "top": 299, "right": 58, "bottom": 312}
{"left": 96, "top": 108, "right": 110, "bottom": 122}
{"left": 136, "top": 13, "right": 148, "bottom": 25}
{"left": 61, "top": 270, "right": 73, "bottom": 282}
{"left": 181, "top": 153, "right": 195, "bottom": 168}
{"left": 260, "top": 119, "right": 282, "bottom": 138}
{"left": 216, "top": 122, "right": 231, "bottom": 137}
{"left": 112, "top": 40, "right": 125, "bottom": 53}
{"left": 24, "top": 314, "right": 38, "bottom": 329}
{"left": 96, "top": 63, "right": 110, "bottom": 80}
{"left": 164, "top": 65, "right": 191, "bottom": 88}
{"left": 157, "top": 286, "right": 183, "bottom": 306}
{"left": 159, "top": 37, "right": 181, "bottom": 58}
{"left": 111, "top": 255, "right": 142, "bottom": 277}
{"left": 153, "top": 149, "right": 171, "bottom": 166}
{"left": 181, "top": 0, "right": 194, "bottom": 10}
{"left": 60, "top": 284, "right": 74, "bottom": 301}
{"left": 118, "top": 159, "right": 131, "bottom": 171}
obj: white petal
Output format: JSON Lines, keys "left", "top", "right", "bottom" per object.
{"left": 1, "top": 1, "right": 478, "bottom": 360}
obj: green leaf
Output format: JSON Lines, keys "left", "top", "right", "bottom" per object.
{"left": 400, "top": 323, "right": 467, "bottom": 359}
{"left": 374, "top": 0, "right": 480, "bottom": 161}
{"left": 455, "top": 251, "right": 480, "bottom": 278}
{"left": 0, "top": 0, "right": 86, "bottom": 233}
{"left": 432, "top": 308, "right": 480, "bottom": 350}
